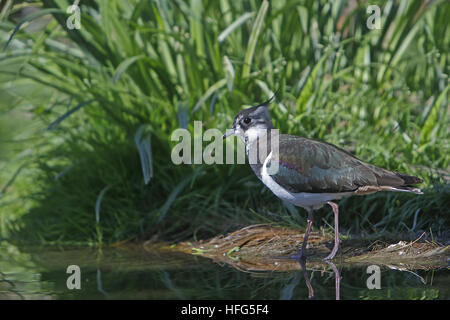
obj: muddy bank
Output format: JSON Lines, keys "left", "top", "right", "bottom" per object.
{"left": 144, "top": 224, "right": 450, "bottom": 272}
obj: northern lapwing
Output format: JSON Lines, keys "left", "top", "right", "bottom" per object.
{"left": 223, "top": 100, "right": 423, "bottom": 260}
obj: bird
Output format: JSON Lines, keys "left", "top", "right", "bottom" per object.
{"left": 223, "top": 99, "right": 423, "bottom": 260}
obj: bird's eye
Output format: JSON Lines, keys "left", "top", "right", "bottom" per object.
{"left": 243, "top": 117, "right": 251, "bottom": 124}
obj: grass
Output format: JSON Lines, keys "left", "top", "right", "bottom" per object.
{"left": 0, "top": 0, "right": 448, "bottom": 245}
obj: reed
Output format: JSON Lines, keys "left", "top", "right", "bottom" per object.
{"left": 0, "top": 0, "right": 448, "bottom": 244}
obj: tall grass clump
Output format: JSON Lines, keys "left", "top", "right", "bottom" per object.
{"left": 0, "top": 0, "right": 448, "bottom": 244}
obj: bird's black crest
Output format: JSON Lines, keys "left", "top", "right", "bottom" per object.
{"left": 253, "top": 87, "right": 281, "bottom": 108}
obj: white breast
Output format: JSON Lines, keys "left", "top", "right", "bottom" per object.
{"left": 261, "top": 151, "right": 352, "bottom": 209}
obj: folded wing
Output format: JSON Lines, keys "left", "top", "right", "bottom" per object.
{"left": 267, "top": 135, "right": 422, "bottom": 194}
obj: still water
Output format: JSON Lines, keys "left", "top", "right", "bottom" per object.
{"left": 0, "top": 242, "right": 448, "bottom": 300}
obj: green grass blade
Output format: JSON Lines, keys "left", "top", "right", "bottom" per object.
{"left": 47, "top": 99, "right": 97, "bottom": 130}
{"left": 218, "top": 12, "right": 255, "bottom": 43}
{"left": 420, "top": 85, "right": 449, "bottom": 143}
{"left": 3, "top": 8, "right": 63, "bottom": 51}
{"left": 112, "top": 55, "right": 145, "bottom": 82}
{"left": 135, "top": 124, "right": 153, "bottom": 185}
{"left": 242, "top": 0, "right": 269, "bottom": 79}
{"left": 95, "top": 184, "right": 113, "bottom": 224}
{"left": 223, "top": 55, "right": 235, "bottom": 92}
{"left": 159, "top": 172, "right": 196, "bottom": 222}
{"left": 192, "top": 78, "right": 227, "bottom": 113}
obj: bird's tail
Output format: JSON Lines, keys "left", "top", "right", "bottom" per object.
{"left": 394, "top": 172, "right": 423, "bottom": 185}
{"left": 392, "top": 172, "right": 423, "bottom": 194}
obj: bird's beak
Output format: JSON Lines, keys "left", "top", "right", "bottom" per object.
{"left": 222, "top": 128, "right": 235, "bottom": 139}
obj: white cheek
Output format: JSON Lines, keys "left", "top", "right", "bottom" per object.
{"left": 245, "top": 127, "right": 259, "bottom": 142}
{"left": 244, "top": 127, "right": 268, "bottom": 143}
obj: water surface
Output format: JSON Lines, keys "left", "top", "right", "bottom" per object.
{"left": 0, "top": 242, "right": 448, "bottom": 300}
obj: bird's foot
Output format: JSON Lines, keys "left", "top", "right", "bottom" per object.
{"left": 290, "top": 249, "right": 310, "bottom": 261}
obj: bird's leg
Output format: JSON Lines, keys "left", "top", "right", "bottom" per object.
{"left": 297, "top": 256, "right": 315, "bottom": 299}
{"left": 293, "top": 209, "right": 314, "bottom": 260}
{"left": 324, "top": 201, "right": 340, "bottom": 261}
{"left": 324, "top": 260, "right": 341, "bottom": 300}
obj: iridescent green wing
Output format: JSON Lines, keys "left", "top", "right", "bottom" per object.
{"left": 267, "top": 135, "right": 404, "bottom": 193}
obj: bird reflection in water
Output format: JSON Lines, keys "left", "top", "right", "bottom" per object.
{"left": 293, "top": 257, "right": 341, "bottom": 300}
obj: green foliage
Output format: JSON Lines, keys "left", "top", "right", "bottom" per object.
{"left": 0, "top": 0, "right": 448, "bottom": 244}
